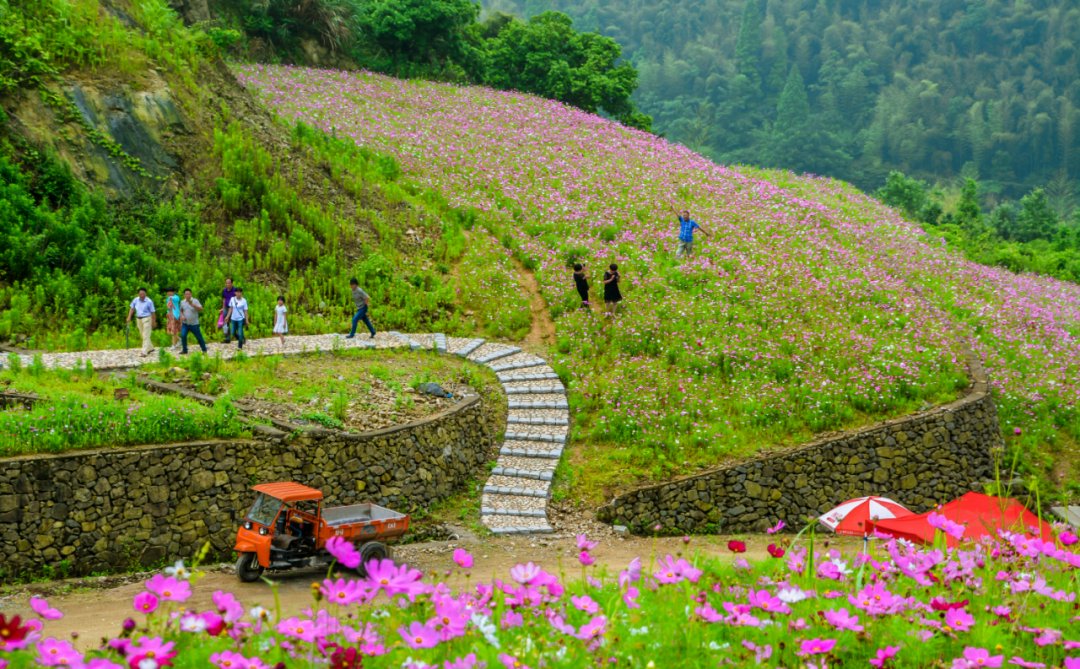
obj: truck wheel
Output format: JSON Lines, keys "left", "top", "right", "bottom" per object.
{"left": 357, "top": 542, "right": 388, "bottom": 577}
{"left": 235, "top": 552, "right": 264, "bottom": 583}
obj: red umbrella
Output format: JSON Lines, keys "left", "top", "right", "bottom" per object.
{"left": 819, "top": 496, "right": 913, "bottom": 536}
{"left": 869, "top": 492, "right": 1055, "bottom": 547}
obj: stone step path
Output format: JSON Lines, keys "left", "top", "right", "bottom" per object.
{"left": 12, "top": 330, "right": 566, "bottom": 536}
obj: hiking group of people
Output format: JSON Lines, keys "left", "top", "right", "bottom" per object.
{"left": 570, "top": 204, "right": 706, "bottom": 314}
{"left": 124, "top": 277, "right": 375, "bottom": 356}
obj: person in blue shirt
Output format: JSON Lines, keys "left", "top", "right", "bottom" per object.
{"left": 671, "top": 202, "right": 708, "bottom": 258}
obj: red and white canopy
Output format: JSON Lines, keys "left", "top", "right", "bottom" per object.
{"left": 819, "top": 496, "right": 913, "bottom": 536}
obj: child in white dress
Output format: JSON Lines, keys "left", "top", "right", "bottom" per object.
{"left": 272, "top": 295, "right": 288, "bottom": 346}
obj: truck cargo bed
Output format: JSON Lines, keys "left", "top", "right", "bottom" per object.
{"left": 323, "top": 503, "right": 407, "bottom": 527}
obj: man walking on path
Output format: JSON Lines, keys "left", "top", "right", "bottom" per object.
{"left": 226, "top": 287, "right": 249, "bottom": 350}
{"left": 346, "top": 278, "right": 376, "bottom": 339}
{"left": 179, "top": 288, "right": 208, "bottom": 355}
{"left": 221, "top": 278, "right": 236, "bottom": 342}
{"left": 672, "top": 202, "right": 708, "bottom": 258}
{"left": 126, "top": 288, "right": 156, "bottom": 356}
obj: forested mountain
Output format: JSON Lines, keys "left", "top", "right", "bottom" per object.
{"left": 484, "top": 0, "right": 1080, "bottom": 209}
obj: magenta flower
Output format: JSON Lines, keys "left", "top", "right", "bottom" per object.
{"left": 961, "top": 647, "right": 1003, "bottom": 668}
{"left": 126, "top": 636, "right": 176, "bottom": 669}
{"left": 575, "top": 615, "right": 606, "bottom": 640}
{"left": 1062, "top": 659, "right": 1079, "bottom": 669}
{"left": 35, "top": 638, "right": 82, "bottom": 667}
{"left": 325, "top": 536, "right": 361, "bottom": 569}
{"left": 928, "top": 512, "right": 966, "bottom": 540}
{"left": 445, "top": 654, "right": 479, "bottom": 669}
{"left": 576, "top": 534, "right": 598, "bottom": 551}
{"left": 577, "top": 550, "right": 595, "bottom": 567}
{"left": 320, "top": 578, "right": 368, "bottom": 606}
{"left": 945, "top": 607, "right": 975, "bottom": 632}
{"left": 452, "top": 548, "right": 474, "bottom": 569}
{"left": 29, "top": 597, "right": 63, "bottom": 621}
{"left": 653, "top": 555, "right": 702, "bottom": 584}
{"left": 364, "top": 558, "right": 425, "bottom": 597}
{"left": 132, "top": 592, "right": 159, "bottom": 615}
{"left": 571, "top": 595, "right": 599, "bottom": 614}
{"left": 766, "top": 519, "right": 786, "bottom": 534}
{"left": 618, "top": 557, "right": 642, "bottom": 587}
{"left": 1008, "top": 658, "right": 1045, "bottom": 668}
{"left": 747, "top": 589, "right": 791, "bottom": 614}
{"left": 742, "top": 640, "right": 773, "bottom": 662}
{"left": 212, "top": 591, "right": 244, "bottom": 622}
{"left": 823, "top": 608, "right": 864, "bottom": 632}
{"left": 798, "top": 638, "right": 837, "bottom": 656}
{"left": 509, "top": 562, "right": 543, "bottom": 585}
{"left": 499, "top": 654, "right": 529, "bottom": 669}
{"left": 1060, "top": 530, "right": 1078, "bottom": 547}
{"left": 870, "top": 646, "right": 900, "bottom": 667}
{"left": 144, "top": 574, "right": 191, "bottom": 603}
{"left": 399, "top": 621, "right": 440, "bottom": 649}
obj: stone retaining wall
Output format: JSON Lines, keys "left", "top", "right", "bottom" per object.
{"left": 0, "top": 394, "right": 499, "bottom": 578}
{"left": 597, "top": 357, "right": 1003, "bottom": 535}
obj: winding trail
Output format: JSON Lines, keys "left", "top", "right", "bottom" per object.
{"left": 8, "top": 330, "right": 566, "bottom": 534}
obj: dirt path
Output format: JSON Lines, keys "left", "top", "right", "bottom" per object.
{"left": 512, "top": 255, "right": 556, "bottom": 350}
{"left": 0, "top": 532, "right": 863, "bottom": 651}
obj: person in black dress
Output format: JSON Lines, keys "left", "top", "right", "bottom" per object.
{"left": 573, "top": 263, "right": 590, "bottom": 309}
{"left": 603, "top": 263, "right": 622, "bottom": 316}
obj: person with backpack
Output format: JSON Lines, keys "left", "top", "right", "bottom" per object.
{"left": 225, "top": 287, "right": 249, "bottom": 350}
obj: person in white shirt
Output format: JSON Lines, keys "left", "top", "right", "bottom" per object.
{"left": 125, "top": 288, "right": 156, "bottom": 356}
{"left": 272, "top": 295, "right": 288, "bottom": 348}
{"left": 225, "top": 287, "right": 249, "bottom": 350}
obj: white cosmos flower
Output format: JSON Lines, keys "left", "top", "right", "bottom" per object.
{"left": 777, "top": 587, "right": 808, "bottom": 603}
{"left": 164, "top": 560, "right": 190, "bottom": 580}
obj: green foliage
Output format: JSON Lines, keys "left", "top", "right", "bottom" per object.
{"left": 485, "top": 0, "right": 1080, "bottom": 202}
{"left": 352, "top": 0, "right": 481, "bottom": 74}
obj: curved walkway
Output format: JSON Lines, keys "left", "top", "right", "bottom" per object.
{"left": 7, "top": 331, "right": 565, "bottom": 535}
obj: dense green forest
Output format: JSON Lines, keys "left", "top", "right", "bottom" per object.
{"left": 485, "top": 0, "right": 1080, "bottom": 211}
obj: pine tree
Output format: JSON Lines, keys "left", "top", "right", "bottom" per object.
{"left": 955, "top": 178, "right": 982, "bottom": 231}
{"left": 734, "top": 0, "right": 764, "bottom": 91}
{"left": 1015, "top": 188, "right": 1059, "bottom": 242}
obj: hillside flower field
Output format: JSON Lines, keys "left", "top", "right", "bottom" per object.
{"left": 1, "top": 529, "right": 1077, "bottom": 668}
{"left": 236, "top": 66, "right": 1080, "bottom": 490}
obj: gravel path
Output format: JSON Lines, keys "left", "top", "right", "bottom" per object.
{"left": 16, "top": 331, "right": 569, "bottom": 535}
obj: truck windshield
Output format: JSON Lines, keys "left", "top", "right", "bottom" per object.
{"left": 246, "top": 494, "right": 282, "bottom": 526}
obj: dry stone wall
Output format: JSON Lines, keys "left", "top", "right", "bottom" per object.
{"left": 0, "top": 394, "right": 499, "bottom": 577}
{"left": 597, "top": 357, "right": 1003, "bottom": 535}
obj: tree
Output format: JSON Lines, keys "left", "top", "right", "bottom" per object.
{"left": 875, "top": 171, "right": 928, "bottom": 221}
{"left": 353, "top": 0, "right": 480, "bottom": 67}
{"left": 483, "top": 12, "right": 651, "bottom": 129}
{"left": 955, "top": 178, "right": 982, "bottom": 231}
{"left": 734, "top": 0, "right": 764, "bottom": 91}
{"left": 1014, "top": 188, "right": 1059, "bottom": 242}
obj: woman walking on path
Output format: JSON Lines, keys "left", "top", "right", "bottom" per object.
{"left": 573, "top": 263, "right": 590, "bottom": 309}
{"left": 220, "top": 278, "right": 236, "bottom": 342}
{"left": 225, "top": 287, "right": 249, "bottom": 350}
{"left": 602, "top": 263, "right": 622, "bottom": 316}
{"left": 164, "top": 288, "right": 181, "bottom": 350}
{"left": 272, "top": 295, "right": 288, "bottom": 348}
{"left": 125, "top": 288, "right": 156, "bottom": 356}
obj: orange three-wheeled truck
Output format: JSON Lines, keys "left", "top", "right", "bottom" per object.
{"left": 233, "top": 482, "right": 409, "bottom": 582}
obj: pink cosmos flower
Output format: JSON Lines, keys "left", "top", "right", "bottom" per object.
{"left": 576, "top": 615, "right": 607, "bottom": 640}
{"left": 277, "top": 617, "right": 318, "bottom": 643}
{"left": 132, "top": 592, "right": 159, "bottom": 615}
{"left": 509, "top": 562, "right": 543, "bottom": 585}
{"left": 445, "top": 654, "right": 479, "bottom": 669}
{"left": 364, "top": 558, "right": 425, "bottom": 597}
{"left": 325, "top": 536, "right": 361, "bottom": 569}
{"left": 653, "top": 555, "right": 702, "bottom": 584}
{"left": 870, "top": 646, "right": 900, "bottom": 668}
{"left": 212, "top": 591, "right": 244, "bottom": 623}
{"left": 618, "top": 557, "right": 642, "bottom": 588}
{"left": 571, "top": 595, "right": 599, "bottom": 614}
{"left": 209, "top": 650, "right": 249, "bottom": 669}
{"left": 694, "top": 603, "right": 724, "bottom": 622}
{"left": 29, "top": 597, "right": 62, "bottom": 621}
{"left": 576, "top": 534, "right": 598, "bottom": 551}
{"left": 453, "top": 548, "right": 473, "bottom": 569}
{"left": 320, "top": 578, "right": 367, "bottom": 606}
{"left": 767, "top": 543, "right": 786, "bottom": 558}
{"left": 499, "top": 654, "right": 529, "bottom": 669}
{"left": 767, "top": 519, "right": 786, "bottom": 534}
{"left": 961, "top": 647, "right": 1003, "bottom": 668}
{"left": 399, "top": 621, "right": 440, "bottom": 649}
{"left": 747, "top": 589, "right": 791, "bottom": 615}
{"left": 1008, "top": 658, "right": 1045, "bottom": 668}
{"left": 126, "top": 636, "right": 176, "bottom": 669}
{"left": 824, "top": 608, "right": 864, "bottom": 632}
{"left": 727, "top": 540, "right": 747, "bottom": 553}
{"left": 35, "top": 638, "right": 82, "bottom": 667}
{"left": 622, "top": 585, "right": 640, "bottom": 609}
{"left": 1060, "top": 530, "right": 1078, "bottom": 546}
{"left": 798, "top": 638, "right": 837, "bottom": 656}
{"left": 84, "top": 659, "right": 123, "bottom": 669}
{"left": 945, "top": 607, "right": 975, "bottom": 632}
{"left": 577, "top": 550, "right": 595, "bottom": 567}
{"left": 144, "top": 575, "right": 191, "bottom": 603}
{"left": 928, "top": 512, "right": 966, "bottom": 540}
{"left": 742, "top": 640, "right": 773, "bottom": 662}
{"left": 501, "top": 610, "right": 523, "bottom": 628}
{"left": 1062, "top": 659, "right": 1079, "bottom": 669}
